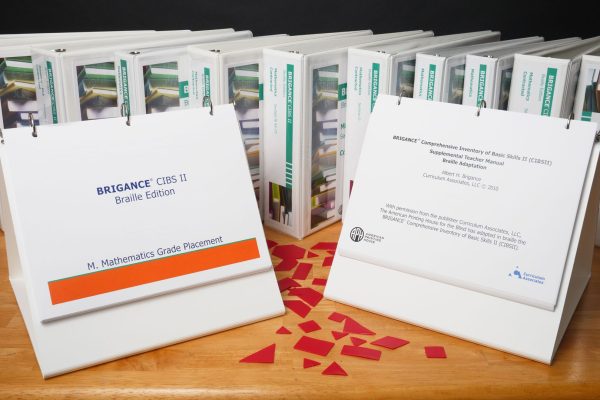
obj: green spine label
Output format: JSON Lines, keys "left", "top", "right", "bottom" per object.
{"left": 426, "top": 64, "right": 436, "bottom": 101}
{"left": 46, "top": 61, "right": 58, "bottom": 124}
{"left": 119, "top": 60, "right": 130, "bottom": 112}
{"left": 285, "top": 64, "right": 294, "bottom": 189}
{"left": 370, "top": 63, "right": 380, "bottom": 111}
{"left": 338, "top": 83, "right": 347, "bottom": 101}
{"left": 541, "top": 67, "right": 557, "bottom": 116}
{"left": 582, "top": 111, "right": 592, "bottom": 122}
{"left": 259, "top": 83, "right": 264, "bottom": 101}
{"left": 203, "top": 67, "right": 211, "bottom": 99}
{"left": 179, "top": 81, "right": 189, "bottom": 98}
{"left": 476, "top": 64, "right": 487, "bottom": 106}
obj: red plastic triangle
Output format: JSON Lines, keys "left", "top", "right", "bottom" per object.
{"left": 277, "top": 277, "right": 301, "bottom": 292}
{"left": 331, "top": 331, "right": 348, "bottom": 341}
{"left": 322, "top": 361, "right": 347, "bottom": 376}
{"left": 306, "top": 251, "right": 319, "bottom": 258}
{"left": 266, "top": 240, "right": 278, "bottom": 249}
{"left": 350, "top": 337, "right": 366, "bottom": 346}
{"left": 239, "top": 344, "right": 276, "bottom": 363}
{"left": 276, "top": 326, "right": 292, "bottom": 334}
{"left": 303, "top": 358, "right": 321, "bottom": 369}
{"left": 343, "top": 317, "right": 376, "bottom": 335}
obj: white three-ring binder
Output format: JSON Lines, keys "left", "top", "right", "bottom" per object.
{"left": 0, "top": 103, "right": 283, "bottom": 377}
{"left": 326, "top": 95, "right": 600, "bottom": 363}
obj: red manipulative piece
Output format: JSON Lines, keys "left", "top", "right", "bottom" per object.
{"left": 272, "top": 244, "right": 306, "bottom": 260}
{"left": 283, "top": 300, "right": 312, "bottom": 318}
{"left": 277, "top": 277, "right": 301, "bottom": 292}
{"left": 425, "top": 346, "right": 447, "bottom": 358}
{"left": 331, "top": 331, "right": 348, "bottom": 341}
{"left": 341, "top": 345, "right": 382, "bottom": 361}
{"left": 239, "top": 344, "right": 276, "bottom": 363}
{"left": 303, "top": 358, "right": 321, "bottom": 369}
{"left": 298, "top": 320, "right": 321, "bottom": 333}
{"left": 371, "top": 336, "right": 410, "bottom": 350}
{"left": 275, "top": 326, "right": 292, "bottom": 334}
{"left": 292, "top": 263, "right": 313, "bottom": 280}
{"left": 322, "top": 361, "right": 347, "bottom": 376}
{"left": 294, "top": 336, "right": 335, "bottom": 357}
{"left": 288, "top": 287, "right": 323, "bottom": 307}
{"left": 312, "top": 278, "right": 327, "bottom": 286}
{"left": 350, "top": 337, "right": 367, "bottom": 346}
{"left": 311, "top": 242, "right": 338, "bottom": 251}
{"left": 322, "top": 256, "right": 334, "bottom": 267}
{"left": 274, "top": 258, "right": 298, "bottom": 272}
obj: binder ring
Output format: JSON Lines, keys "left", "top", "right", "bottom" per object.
{"left": 29, "top": 113, "right": 37, "bottom": 137}
{"left": 0, "top": 127, "right": 4, "bottom": 145}
{"left": 566, "top": 112, "right": 574, "bottom": 130}
{"left": 203, "top": 96, "right": 213, "bottom": 116}
{"left": 477, "top": 100, "right": 487, "bottom": 117}
{"left": 120, "top": 103, "right": 131, "bottom": 126}
{"left": 397, "top": 89, "right": 405, "bottom": 105}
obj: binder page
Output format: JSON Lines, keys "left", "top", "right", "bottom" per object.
{"left": 0, "top": 105, "right": 270, "bottom": 322}
{"left": 340, "top": 95, "right": 597, "bottom": 310}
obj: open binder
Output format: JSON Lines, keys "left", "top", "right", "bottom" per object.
{"left": 325, "top": 95, "right": 600, "bottom": 363}
{"left": 0, "top": 103, "right": 283, "bottom": 377}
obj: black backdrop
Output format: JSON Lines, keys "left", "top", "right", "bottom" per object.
{"left": 1, "top": 0, "right": 597, "bottom": 40}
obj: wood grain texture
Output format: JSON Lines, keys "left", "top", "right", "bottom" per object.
{"left": 0, "top": 223, "right": 599, "bottom": 399}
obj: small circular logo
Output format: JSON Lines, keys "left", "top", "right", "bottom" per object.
{"left": 350, "top": 227, "right": 364, "bottom": 242}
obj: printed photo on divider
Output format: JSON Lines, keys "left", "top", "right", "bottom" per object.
{"left": 143, "top": 61, "right": 180, "bottom": 114}
{"left": 583, "top": 67, "right": 600, "bottom": 118}
{"left": 395, "top": 60, "right": 416, "bottom": 97}
{"left": 228, "top": 63, "right": 260, "bottom": 202}
{"left": 498, "top": 68, "right": 513, "bottom": 110}
{"left": 0, "top": 56, "right": 38, "bottom": 128}
{"left": 269, "top": 182, "right": 292, "bottom": 226}
{"left": 77, "top": 61, "right": 119, "bottom": 121}
{"left": 311, "top": 64, "right": 338, "bottom": 230}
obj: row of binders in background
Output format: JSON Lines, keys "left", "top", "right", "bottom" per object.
{"left": 1, "top": 29, "right": 599, "bottom": 238}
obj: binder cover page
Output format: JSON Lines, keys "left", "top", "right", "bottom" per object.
{"left": 1, "top": 106, "right": 270, "bottom": 322}
{"left": 340, "top": 95, "right": 596, "bottom": 311}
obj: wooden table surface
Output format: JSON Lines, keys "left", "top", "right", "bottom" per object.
{"left": 0, "top": 222, "right": 599, "bottom": 399}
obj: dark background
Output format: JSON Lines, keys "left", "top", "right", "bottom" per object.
{"left": 1, "top": 0, "right": 597, "bottom": 40}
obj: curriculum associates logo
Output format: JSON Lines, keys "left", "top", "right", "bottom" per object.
{"left": 350, "top": 227, "right": 364, "bottom": 242}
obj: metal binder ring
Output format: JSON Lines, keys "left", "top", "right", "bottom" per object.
{"left": 29, "top": 113, "right": 37, "bottom": 137}
{"left": 203, "top": 96, "right": 213, "bottom": 116}
{"left": 120, "top": 103, "right": 131, "bottom": 126}
{"left": 477, "top": 100, "right": 487, "bottom": 117}
{"left": 397, "top": 89, "right": 405, "bottom": 105}
{"left": 566, "top": 112, "right": 574, "bottom": 130}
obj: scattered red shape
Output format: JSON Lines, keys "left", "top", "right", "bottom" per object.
{"left": 303, "top": 358, "right": 321, "bottom": 369}
{"left": 323, "top": 256, "right": 334, "bottom": 267}
{"left": 267, "top": 240, "right": 278, "bottom": 249}
{"left": 327, "top": 250, "right": 336, "bottom": 255}
{"left": 298, "top": 320, "right": 321, "bottom": 333}
{"left": 294, "top": 336, "right": 335, "bottom": 357}
{"left": 272, "top": 244, "right": 306, "bottom": 260}
{"left": 288, "top": 287, "right": 323, "bottom": 307}
{"left": 350, "top": 337, "right": 366, "bottom": 346}
{"left": 328, "top": 312, "right": 347, "bottom": 323}
{"left": 343, "top": 317, "right": 376, "bottom": 335}
{"left": 341, "top": 345, "right": 381, "bottom": 361}
{"left": 284, "top": 300, "right": 312, "bottom": 318}
{"left": 312, "top": 242, "right": 338, "bottom": 251}
{"left": 239, "top": 343, "right": 276, "bottom": 363}
{"left": 277, "top": 277, "right": 301, "bottom": 292}
{"left": 306, "top": 251, "right": 319, "bottom": 258}
{"left": 425, "top": 346, "right": 447, "bottom": 358}
{"left": 371, "top": 336, "right": 410, "bottom": 350}
{"left": 322, "top": 361, "right": 347, "bottom": 376}
{"left": 275, "top": 258, "right": 298, "bottom": 271}
{"left": 331, "top": 331, "right": 348, "bottom": 341}
{"left": 312, "top": 278, "right": 327, "bottom": 286}
{"left": 292, "top": 263, "right": 312, "bottom": 280}
{"left": 276, "top": 326, "right": 292, "bottom": 334}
